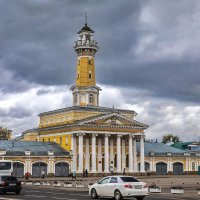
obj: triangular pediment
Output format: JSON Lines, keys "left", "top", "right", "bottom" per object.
{"left": 78, "top": 113, "right": 148, "bottom": 129}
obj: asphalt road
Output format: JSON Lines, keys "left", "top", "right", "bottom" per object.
{"left": 0, "top": 186, "right": 200, "bottom": 200}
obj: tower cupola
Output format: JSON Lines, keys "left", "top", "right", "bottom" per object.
{"left": 71, "top": 19, "right": 101, "bottom": 107}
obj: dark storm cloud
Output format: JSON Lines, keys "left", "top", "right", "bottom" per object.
{"left": 0, "top": 0, "right": 200, "bottom": 103}
{"left": 0, "top": 105, "right": 31, "bottom": 118}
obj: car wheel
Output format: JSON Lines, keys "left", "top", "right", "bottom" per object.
{"left": 91, "top": 188, "right": 98, "bottom": 199}
{"left": 114, "top": 190, "right": 122, "bottom": 200}
{"left": 16, "top": 191, "right": 20, "bottom": 195}
{"left": 136, "top": 196, "right": 145, "bottom": 200}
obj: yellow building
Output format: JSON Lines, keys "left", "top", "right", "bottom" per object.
{"left": 19, "top": 22, "right": 200, "bottom": 175}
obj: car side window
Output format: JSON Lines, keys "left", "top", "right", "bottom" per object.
{"left": 109, "top": 177, "right": 118, "bottom": 183}
{"left": 98, "top": 177, "right": 110, "bottom": 184}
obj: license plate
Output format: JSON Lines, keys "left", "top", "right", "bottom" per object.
{"left": 9, "top": 183, "right": 16, "bottom": 186}
{"left": 134, "top": 185, "right": 142, "bottom": 189}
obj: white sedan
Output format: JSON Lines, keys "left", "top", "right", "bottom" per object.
{"left": 89, "top": 176, "right": 148, "bottom": 200}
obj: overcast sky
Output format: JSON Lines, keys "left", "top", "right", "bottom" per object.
{"left": 0, "top": 0, "right": 200, "bottom": 141}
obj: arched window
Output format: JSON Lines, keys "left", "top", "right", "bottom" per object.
{"left": 74, "top": 94, "right": 78, "bottom": 104}
{"left": 89, "top": 94, "right": 94, "bottom": 104}
{"left": 192, "top": 162, "right": 195, "bottom": 171}
{"left": 89, "top": 71, "right": 92, "bottom": 78}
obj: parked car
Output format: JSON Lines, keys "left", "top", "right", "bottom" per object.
{"left": 0, "top": 175, "right": 22, "bottom": 194}
{"left": 89, "top": 176, "right": 148, "bottom": 200}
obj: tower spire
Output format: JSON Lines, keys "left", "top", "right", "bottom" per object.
{"left": 85, "top": 12, "right": 87, "bottom": 25}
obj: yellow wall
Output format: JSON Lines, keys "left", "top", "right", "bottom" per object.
{"left": 39, "top": 110, "right": 103, "bottom": 128}
{"left": 22, "top": 132, "right": 38, "bottom": 141}
{"left": 76, "top": 57, "right": 96, "bottom": 87}
{"left": 40, "top": 134, "right": 72, "bottom": 152}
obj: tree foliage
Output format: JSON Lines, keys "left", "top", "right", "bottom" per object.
{"left": 162, "top": 134, "right": 180, "bottom": 144}
{"left": 0, "top": 126, "right": 12, "bottom": 140}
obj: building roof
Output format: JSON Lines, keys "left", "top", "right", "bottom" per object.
{"left": 78, "top": 23, "right": 94, "bottom": 34}
{"left": 171, "top": 142, "right": 193, "bottom": 150}
{"left": 137, "top": 142, "right": 185, "bottom": 156}
{"left": 0, "top": 141, "right": 69, "bottom": 156}
{"left": 38, "top": 105, "right": 137, "bottom": 117}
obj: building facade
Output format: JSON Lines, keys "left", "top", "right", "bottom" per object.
{"left": 18, "top": 22, "right": 200, "bottom": 175}
{"left": 0, "top": 141, "right": 70, "bottom": 177}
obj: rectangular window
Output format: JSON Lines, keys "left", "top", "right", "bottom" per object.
{"left": 59, "top": 137, "right": 62, "bottom": 145}
{"left": 66, "top": 136, "right": 68, "bottom": 145}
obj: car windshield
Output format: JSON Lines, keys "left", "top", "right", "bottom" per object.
{"left": 1, "top": 176, "right": 17, "bottom": 181}
{"left": 120, "top": 177, "right": 139, "bottom": 182}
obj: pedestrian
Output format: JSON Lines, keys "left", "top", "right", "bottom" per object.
{"left": 41, "top": 170, "right": 45, "bottom": 179}
{"left": 123, "top": 168, "right": 126, "bottom": 175}
{"left": 85, "top": 169, "right": 88, "bottom": 177}
{"left": 72, "top": 171, "right": 76, "bottom": 181}
{"left": 68, "top": 169, "right": 72, "bottom": 178}
{"left": 25, "top": 172, "right": 29, "bottom": 180}
{"left": 83, "top": 169, "right": 85, "bottom": 177}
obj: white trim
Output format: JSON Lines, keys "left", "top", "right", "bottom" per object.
{"left": 155, "top": 161, "right": 168, "bottom": 165}
{"left": 172, "top": 161, "right": 184, "bottom": 165}
{"left": 39, "top": 130, "right": 144, "bottom": 138}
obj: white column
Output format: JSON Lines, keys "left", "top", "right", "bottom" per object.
{"left": 150, "top": 159, "right": 153, "bottom": 172}
{"left": 110, "top": 138, "right": 114, "bottom": 167}
{"left": 188, "top": 158, "right": 191, "bottom": 171}
{"left": 133, "top": 138, "right": 138, "bottom": 172}
{"left": 78, "top": 134, "right": 84, "bottom": 172}
{"left": 117, "top": 135, "right": 122, "bottom": 172}
{"left": 71, "top": 134, "right": 77, "bottom": 172}
{"left": 25, "top": 159, "right": 28, "bottom": 173}
{"left": 91, "top": 134, "right": 97, "bottom": 172}
{"left": 185, "top": 157, "right": 188, "bottom": 171}
{"left": 51, "top": 158, "right": 55, "bottom": 174}
{"left": 122, "top": 139, "right": 126, "bottom": 172}
{"left": 98, "top": 138, "right": 102, "bottom": 172}
{"left": 85, "top": 138, "right": 90, "bottom": 171}
{"left": 140, "top": 136, "right": 145, "bottom": 172}
{"left": 128, "top": 135, "right": 133, "bottom": 172}
{"left": 104, "top": 134, "right": 109, "bottom": 172}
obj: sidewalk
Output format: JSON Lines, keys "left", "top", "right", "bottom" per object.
{"left": 20, "top": 174, "right": 200, "bottom": 190}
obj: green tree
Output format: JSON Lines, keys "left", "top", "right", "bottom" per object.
{"left": 0, "top": 126, "right": 12, "bottom": 140}
{"left": 162, "top": 134, "right": 180, "bottom": 144}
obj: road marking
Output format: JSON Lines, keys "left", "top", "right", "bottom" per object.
{"left": 25, "top": 194, "right": 46, "bottom": 198}
{"left": 0, "top": 198, "right": 22, "bottom": 200}
{"left": 51, "top": 197, "right": 78, "bottom": 200}
{"left": 45, "top": 191, "right": 65, "bottom": 194}
{"left": 149, "top": 197, "right": 182, "bottom": 200}
{"left": 69, "top": 193, "right": 89, "bottom": 197}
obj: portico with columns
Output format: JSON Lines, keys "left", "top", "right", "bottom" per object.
{"left": 71, "top": 127, "right": 147, "bottom": 174}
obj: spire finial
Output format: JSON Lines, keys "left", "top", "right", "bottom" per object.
{"left": 85, "top": 12, "right": 87, "bottom": 25}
